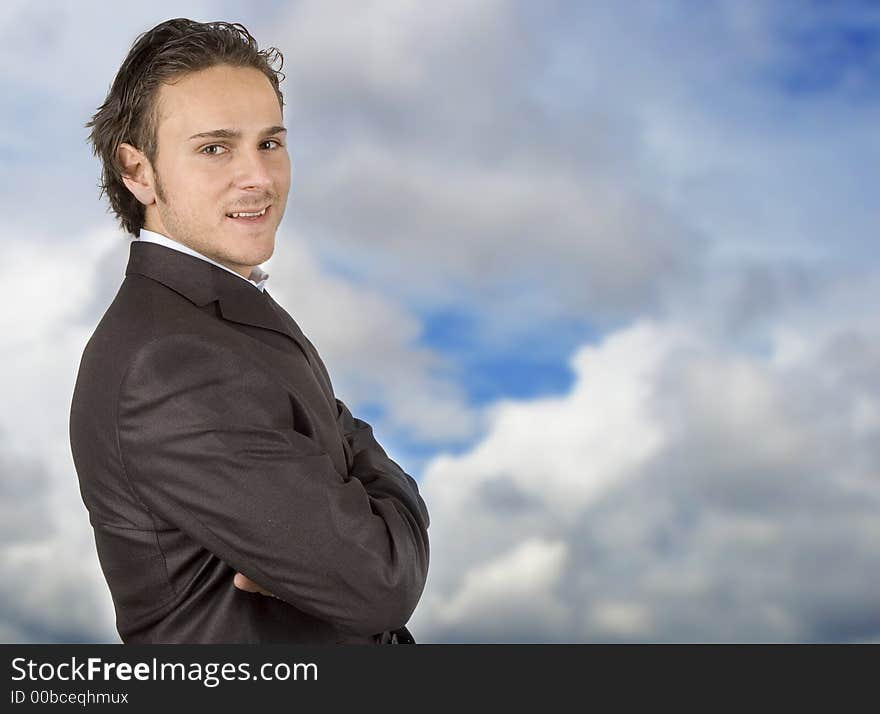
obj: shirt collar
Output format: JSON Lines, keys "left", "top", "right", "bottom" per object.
{"left": 137, "top": 228, "right": 269, "bottom": 292}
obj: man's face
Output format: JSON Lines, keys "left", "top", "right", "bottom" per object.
{"left": 144, "top": 64, "right": 290, "bottom": 278}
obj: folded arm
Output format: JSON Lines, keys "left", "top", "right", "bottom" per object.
{"left": 116, "top": 334, "right": 430, "bottom": 638}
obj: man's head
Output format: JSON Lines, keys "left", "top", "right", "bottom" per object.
{"left": 86, "top": 19, "right": 291, "bottom": 278}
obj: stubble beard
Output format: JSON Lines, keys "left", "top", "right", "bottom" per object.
{"left": 153, "top": 169, "right": 277, "bottom": 273}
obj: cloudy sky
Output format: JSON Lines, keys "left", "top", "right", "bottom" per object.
{"left": 1, "top": 0, "right": 878, "bottom": 643}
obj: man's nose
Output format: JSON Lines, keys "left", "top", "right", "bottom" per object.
{"left": 233, "top": 147, "right": 273, "bottom": 191}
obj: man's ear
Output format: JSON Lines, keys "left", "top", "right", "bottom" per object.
{"left": 117, "top": 143, "right": 156, "bottom": 206}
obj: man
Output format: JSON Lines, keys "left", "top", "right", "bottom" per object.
{"left": 69, "top": 18, "right": 430, "bottom": 644}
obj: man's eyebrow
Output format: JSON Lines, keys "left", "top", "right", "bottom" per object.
{"left": 186, "top": 126, "right": 288, "bottom": 141}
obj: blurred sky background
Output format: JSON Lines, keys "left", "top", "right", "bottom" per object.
{"left": 1, "top": 0, "right": 878, "bottom": 643}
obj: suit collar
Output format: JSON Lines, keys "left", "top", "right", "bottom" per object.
{"left": 137, "top": 228, "right": 269, "bottom": 291}
{"left": 125, "top": 240, "right": 309, "bottom": 352}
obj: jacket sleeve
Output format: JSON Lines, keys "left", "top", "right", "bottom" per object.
{"left": 334, "top": 396, "right": 430, "bottom": 585}
{"left": 116, "top": 333, "right": 429, "bottom": 637}
{"left": 336, "top": 397, "right": 430, "bottom": 529}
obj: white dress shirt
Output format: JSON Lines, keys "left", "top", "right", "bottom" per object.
{"left": 137, "top": 228, "right": 270, "bottom": 292}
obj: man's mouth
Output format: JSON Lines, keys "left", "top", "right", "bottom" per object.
{"left": 225, "top": 205, "right": 270, "bottom": 223}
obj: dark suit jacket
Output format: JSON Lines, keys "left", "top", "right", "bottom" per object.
{"left": 69, "top": 240, "right": 430, "bottom": 644}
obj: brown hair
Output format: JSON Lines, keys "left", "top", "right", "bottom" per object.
{"left": 85, "top": 18, "right": 286, "bottom": 237}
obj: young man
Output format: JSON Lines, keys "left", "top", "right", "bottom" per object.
{"left": 69, "top": 18, "right": 429, "bottom": 644}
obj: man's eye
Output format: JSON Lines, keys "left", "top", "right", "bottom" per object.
{"left": 261, "top": 139, "right": 283, "bottom": 150}
{"left": 200, "top": 144, "right": 227, "bottom": 156}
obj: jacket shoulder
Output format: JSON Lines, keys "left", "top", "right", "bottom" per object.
{"left": 80, "top": 275, "right": 217, "bottom": 366}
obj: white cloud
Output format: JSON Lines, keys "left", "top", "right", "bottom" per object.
{"left": 590, "top": 601, "right": 653, "bottom": 638}
{"left": 420, "top": 322, "right": 673, "bottom": 527}
{"left": 293, "top": 141, "right": 704, "bottom": 322}
{"left": 410, "top": 285, "right": 880, "bottom": 641}
{"left": 0, "top": 227, "right": 125, "bottom": 642}
{"left": 273, "top": 0, "right": 516, "bottom": 106}
{"left": 422, "top": 537, "right": 570, "bottom": 642}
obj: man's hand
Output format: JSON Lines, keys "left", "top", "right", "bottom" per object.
{"left": 233, "top": 572, "right": 277, "bottom": 598}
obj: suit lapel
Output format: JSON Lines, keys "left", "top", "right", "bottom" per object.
{"left": 125, "top": 240, "right": 312, "bottom": 359}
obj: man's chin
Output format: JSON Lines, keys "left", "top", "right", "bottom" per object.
{"left": 228, "top": 247, "right": 274, "bottom": 272}
{"left": 219, "top": 232, "right": 275, "bottom": 257}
